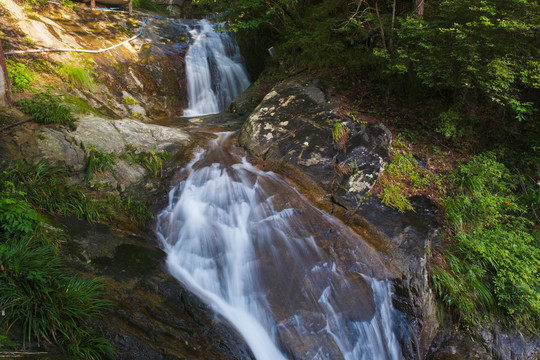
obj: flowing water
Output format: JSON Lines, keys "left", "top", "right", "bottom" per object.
{"left": 183, "top": 20, "right": 251, "bottom": 117}
{"left": 156, "top": 133, "right": 404, "bottom": 360}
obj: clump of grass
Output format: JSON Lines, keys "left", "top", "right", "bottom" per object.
{"left": 84, "top": 145, "right": 117, "bottom": 185}
{"left": 124, "top": 96, "right": 139, "bottom": 105}
{"left": 121, "top": 145, "right": 170, "bottom": 178}
{"left": 107, "top": 193, "right": 153, "bottom": 224}
{"left": 0, "top": 183, "right": 115, "bottom": 359}
{"left": 64, "top": 95, "right": 105, "bottom": 117}
{"left": 58, "top": 64, "right": 95, "bottom": 90}
{"left": 5, "top": 59, "right": 34, "bottom": 93}
{"left": 1, "top": 159, "right": 109, "bottom": 223}
{"left": 433, "top": 152, "right": 540, "bottom": 329}
{"left": 16, "top": 92, "right": 76, "bottom": 129}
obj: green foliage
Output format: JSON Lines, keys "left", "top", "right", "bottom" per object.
{"left": 58, "top": 65, "right": 95, "bottom": 90}
{"left": 131, "top": 0, "right": 169, "bottom": 14}
{"left": 84, "top": 145, "right": 117, "bottom": 184}
{"left": 121, "top": 146, "right": 170, "bottom": 178}
{"left": 16, "top": 92, "right": 76, "bottom": 129}
{"left": 123, "top": 96, "right": 139, "bottom": 105}
{"left": 0, "top": 183, "right": 114, "bottom": 358}
{"left": 64, "top": 95, "right": 106, "bottom": 117}
{"left": 378, "top": 144, "right": 443, "bottom": 212}
{"left": 5, "top": 59, "right": 34, "bottom": 93}
{"left": 380, "top": 182, "right": 414, "bottom": 212}
{"left": 332, "top": 122, "right": 349, "bottom": 152}
{"left": 392, "top": 0, "right": 540, "bottom": 115}
{"left": 434, "top": 153, "right": 540, "bottom": 328}
{"left": 107, "top": 193, "right": 153, "bottom": 224}
{"left": 1, "top": 159, "right": 109, "bottom": 223}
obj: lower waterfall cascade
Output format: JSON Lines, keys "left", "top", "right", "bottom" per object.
{"left": 156, "top": 133, "right": 405, "bottom": 360}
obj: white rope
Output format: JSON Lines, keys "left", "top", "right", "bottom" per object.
{"left": 5, "top": 16, "right": 170, "bottom": 55}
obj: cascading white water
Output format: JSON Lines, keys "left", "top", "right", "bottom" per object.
{"left": 156, "top": 133, "right": 404, "bottom": 360}
{"left": 183, "top": 20, "right": 251, "bottom": 117}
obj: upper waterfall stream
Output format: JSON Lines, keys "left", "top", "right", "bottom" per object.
{"left": 183, "top": 20, "right": 250, "bottom": 117}
{"left": 156, "top": 132, "right": 404, "bottom": 360}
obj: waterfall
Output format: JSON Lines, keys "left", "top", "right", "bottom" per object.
{"left": 156, "top": 133, "right": 404, "bottom": 360}
{"left": 183, "top": 20, "right": 250, "bottom": 117}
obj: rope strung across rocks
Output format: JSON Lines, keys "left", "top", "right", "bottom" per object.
{"left": 4, "top": 15, "right": 170, "bottom": 55}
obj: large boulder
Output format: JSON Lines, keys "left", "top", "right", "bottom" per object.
{"left": 0, "top": 115, "right": 193, "bottom": 193}
{"left": 239, "top": 79, "right": 391, "bottom": 211}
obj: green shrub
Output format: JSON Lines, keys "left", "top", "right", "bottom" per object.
{"left": 434, "top": 153, "right": 540, "bottom": 328}
{"left": 132, "top": 0, "right": 169, "bottom": 14}
{"left": 5, "top": 60, "right": 34, "bottom": 93}
{"left": 16, "top": 92, "right": 76, "bottom": 129}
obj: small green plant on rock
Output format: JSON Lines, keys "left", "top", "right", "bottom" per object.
{"left": 121, "top": 146, "right": 170, "bottom": 178}
{"left": 84, "top": 145, "right": 117, "bottom": 184}
{"left": 377, "top": 135, "right": 443, "bottom": 212}
{"left": 332, "top": 121, "right": 349, "bottom": 152}
{"left": 107, "top": 193, "right": 153, "bottom": 224}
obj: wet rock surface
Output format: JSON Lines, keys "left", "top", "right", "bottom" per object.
{"left": 238, "top": 80, "right": 439, "bottom": 359}
{"left": 239, "top": 79, "right": 391, "bottom": 210}
{"left": 60, "top": 217, "right": 255, "bottom": 360}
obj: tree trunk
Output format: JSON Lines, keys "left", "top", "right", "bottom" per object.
{"left": 91, "top": 0, "right": 95, "bottom": 10}
{"left": 413, "top": 0, "right": 424, "bottom": 16}
{"left": 0, "top": 40, "right": 12, "bottom": 108}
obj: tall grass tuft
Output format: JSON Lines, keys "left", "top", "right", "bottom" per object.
{"left": 1, "top": 159, "right": 110, "bottom": 223}
{"left": 16, "top": 92, "right": 76, "bottom": 129}
{"left": 58, "top": 65, "right": 95, "bottom": 90}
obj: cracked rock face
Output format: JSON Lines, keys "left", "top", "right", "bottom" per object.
{"left": 239, "top": 79, "right": 391, "bottom": 209}
{"left": 1, "top": 115, "right": 192, "bottom": 193}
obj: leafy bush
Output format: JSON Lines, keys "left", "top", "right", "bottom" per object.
{"left": 5, "top": 60, "right": 34, "bottom": 93}
{"left": 433, "top": 153, "right": 540, "bottom": 328}
{"left": 16, "top": 92, "right": 76, "bottom": 129}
